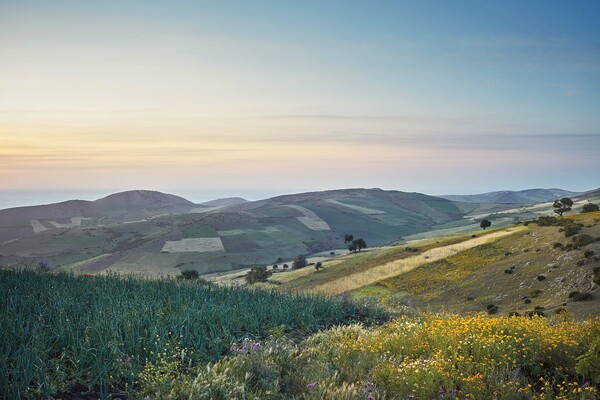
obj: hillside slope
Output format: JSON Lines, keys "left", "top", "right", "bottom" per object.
{"left": 265, "top": 211, "right": 600, "bottom": 319}
{"left": 0, "top": 190, "right": 196, "bottom": 242}
{"left": 0, "top": 188, "right": 469, "bottom": 275}
{"left": 441, "top": 188, "right": 578, "bottom": 204}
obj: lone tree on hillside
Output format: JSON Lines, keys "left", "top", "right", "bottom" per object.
{"left": 581, "top": 203, "right": 599, "bottom": 213}
{"left": 246, "top": 266, "right": 272, "bottom": 284}
{"left": 480, "top": 219, "right": 492, "bottom": 230}
{"left": 292, "top": 254, "right": 307, "bottom": 269}
{"left": 553, "top": 197, "right": 573, "bottom": 216}
{"left": 344, "top": 234, "right": 354, "bottom": 244}
{"left": 314, "top": 261, "right": 323, "bottom": 271}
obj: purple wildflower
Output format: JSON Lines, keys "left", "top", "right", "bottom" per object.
{"left": 306, "top": 381, "right": 319, "bottom": 389}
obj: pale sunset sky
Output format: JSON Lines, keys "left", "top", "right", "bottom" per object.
{"left": 1, "top": 1, "right": 599, "bottom": 200}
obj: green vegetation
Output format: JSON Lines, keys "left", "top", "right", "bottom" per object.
{"left": 246, "top": 265, "right": 272, "bottom": 283}
{"left": 0, "top": 269, "right": 386, "bottom": 398}
{"left": 135, "top": 314, "right": 600, "bottom": 399}
{"left": 480, "top": 219, "right": 492, "bottom": 230}
{"left": 553, "top": 197, "right": 573, "bottom": 216}
{"left": 582, "top": 203, "right": 600, "bottom": 213}
{"left": 292, "top": 254, "right": 307, "bottom": 269}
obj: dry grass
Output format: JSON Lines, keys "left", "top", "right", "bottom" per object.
{"left": 312, "top": 226, "right": 527, "bottom": 295}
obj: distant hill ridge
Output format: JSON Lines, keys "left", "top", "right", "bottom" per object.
{"left": 439, "top": 188, "right": 579, "bottom": 204}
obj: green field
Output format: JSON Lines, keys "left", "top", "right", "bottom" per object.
{"left": 0, "top": 269, "right": 386, "bottom": 399}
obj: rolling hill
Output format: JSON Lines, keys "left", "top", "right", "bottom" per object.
{"left": 0, "top": 190, "right": 197, "bottom": 243}
{"left": 440, "top": 188, "right": 578, "bottom": 204}
{"left": 0, "top": 188, "right": 471, "bottom": 275}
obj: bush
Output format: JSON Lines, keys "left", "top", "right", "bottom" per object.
{"left": 553, "top": 242, "right": 563, "bottom": 249}
{"left": 536, "top": 275, "right": 546, "bottom": 282}
{"left": 179, "top": 269, "right": 199, "bottom": 280}
{"left": 329, "top": 251, "right": 335, "bottom": 256}
{"left": 504, "top": 269, "right": 513, "bottom": 274}
{"left": 581, "top": 203, "right": 600, "bottom": 213}
{"left": 564, "top": 224, "right": 581, "bottom": 238}
{"left": 584, "top": 250, "right": 595, "bottom": 258}
{"left": 314, "top": 262, "right": 323, "bottom": 271}
{"left": 569, "top": 291, "right": 593, "bottom": 302}
{"left": 573, "top": 234, "right": 594, "bottom": 248}
{"left": 486, "top": 304, "right": 499, "bottom": 314}
{"left": 524, "top": 298, "right": 532, "bottom": 304}
{"left": 246, "top": 266, "right": 272, "bottom": 284}
{"left": 593, "top": 266, "right": 600, "bottom": 286}
{"left": 529, "top": 289, "right": 543, "bottom": 298}
{"left": 292, "top": 255, "right": 307, "bottom": 269}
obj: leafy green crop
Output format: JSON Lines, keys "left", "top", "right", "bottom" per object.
{"left": 0, "top": 269, "right": 386, "bottom": 398}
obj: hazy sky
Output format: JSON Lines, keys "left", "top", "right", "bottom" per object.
{"left": 1, "top": 0, "right": 599, "bottom": 197}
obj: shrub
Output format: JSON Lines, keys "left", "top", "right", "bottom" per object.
{"left": 569, "top": 291, "right": 593, "bottom": 302}
{"left": 581, "top": 203, "right": 600, "bottom": 213}
{"left": 573, "top": 234, "right": 594, "bottom": 248}
{"left": 504, "top": 269, "right": 513, "bottom": 274}
{"left": 529, "top": 289, "right": 543, "bottom": 298}
{"left": 179, "top": 269, "right": 199, "bottom": 280}
{"left": 536, "top": 275, "right": 546, "bottom": 282}
{"left": 564, "top": 243, "right": 574, "bottom": 251}
{"left": 329, "top": 251, "right": 335, "bottom": 256}
{"left": 553, "top": 242, "right": 563, "bottom": 249}
{"left": 508, "top": 311, "right": 520, "bottom": 317}
{"left": 405, "top": 247, "right": 418, "bottom": 253}
{"left": 486, "top": 304, "right": 499, "bottom": 314}
{"left": 564, "top": 224, "right": 581, "bottom": 238}
{"left": 282, "top": 264, "right": 289, "bottom": 270}
{"left": 246, "top": 266, "right": 272, "bottom": 284}
{"left": 292, "top": 255, "right": 307, "bottom": 269}
{"left": 524, "top": 298, "right": 532, "bottom": 304}
{"left": 314, "top": 262, "right": 323, "bottom": 271}
{"left": 593, "top": 266, "right": 600, "bottom": 286}
{"left": 584, "top": 250, "right": 595, "bottom": 258}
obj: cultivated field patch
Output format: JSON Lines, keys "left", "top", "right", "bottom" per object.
{"left": 161, "top": 238, "right": 224, "bottom": 253}
{"left": 285, "top": 205, "right": 331, "bottom": 231}
{"left": 217, "top": 226, "right": 280, "bottom": 237}
{"left": 325, "top": 199, "right": 386, "bottom": 214}
{"left": 312, "top": 226, "right": 526, "bottom": 295}
{"left": 30, "top": 219, "right": 47, "bottom": 233}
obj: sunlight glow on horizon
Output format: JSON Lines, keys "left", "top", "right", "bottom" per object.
{"left": 1, "top": 1, "right": 599, "bottom": 194}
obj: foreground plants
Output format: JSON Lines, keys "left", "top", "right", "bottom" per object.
{"left": 138, "top": 314, "right": 600, "bottom": 399}
{"left": 0, "top": 269, "right": 386, "bottom": 399}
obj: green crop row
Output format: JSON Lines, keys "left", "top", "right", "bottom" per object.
{"left": 0, "top": 269, "right": 387, "bottom": 399}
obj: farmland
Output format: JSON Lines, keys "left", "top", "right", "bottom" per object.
{"left": 0, "top": 269, "right": 386, "bottom": 399}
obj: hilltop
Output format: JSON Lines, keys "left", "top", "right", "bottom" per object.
{"left": 0, "top": 190, "right": 196, "bottom": 242}
{"left": 440, "top": 188, "right": 579, "bottom": 204}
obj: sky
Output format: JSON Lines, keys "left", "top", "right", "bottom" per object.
{"left": 1, "top": 0, "right": 599, "bottom": 200}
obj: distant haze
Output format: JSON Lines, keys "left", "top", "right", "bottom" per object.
{"left": 1, "top": 2, "right": 598, "bottom": 194}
